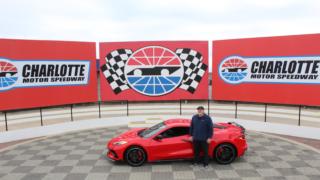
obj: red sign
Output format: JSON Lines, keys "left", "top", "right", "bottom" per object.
{"left": 100, "top": 41, "right": 208, "bottom": 101}
{"left": 0, "top": 39, "right": 97, "bottom": 111}
{"left": 212, "top": 34, "right": 320, "bottom": 106}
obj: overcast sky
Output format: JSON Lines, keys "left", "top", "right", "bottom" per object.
{"left": 1, "top": 0, "right": 320, "bottom": 42}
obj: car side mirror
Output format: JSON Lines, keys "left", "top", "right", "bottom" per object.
{"left": 154, "top": 135, "right": 163, "bottom": 141}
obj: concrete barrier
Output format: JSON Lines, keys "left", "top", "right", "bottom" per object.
{"left": 0, "top": 101, "right": 319, "bottom": 140}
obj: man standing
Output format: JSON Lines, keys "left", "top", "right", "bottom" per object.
{"left": 189, "top": 106, "right": 213, "bottom": 168}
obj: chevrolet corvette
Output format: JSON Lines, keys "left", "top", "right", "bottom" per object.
{"left": 104, "top": 119, "right": 247, "bottom": 166}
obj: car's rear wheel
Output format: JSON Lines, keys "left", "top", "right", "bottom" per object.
{"left": 124, "top": 146, "right": 146, "bottom": 166}
{"left": 214, "top": 143, "right": 237, "bottom": 164}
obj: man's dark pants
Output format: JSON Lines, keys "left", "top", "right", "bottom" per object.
{"left": 193, "top": 140, "right": 209, "bottom": 165}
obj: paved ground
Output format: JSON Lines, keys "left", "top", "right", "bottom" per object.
{"left": 0, "top": 138, "right": 43, "bottom": 150}
{"left": 0, "top": 126, "right": 320, "bottom": 180}
{"left": 268, "top": 133, "right": 320, "bottom": 151}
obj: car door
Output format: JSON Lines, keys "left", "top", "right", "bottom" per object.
{"left": 148, "top": 126, "right": 193, "bottom": 160}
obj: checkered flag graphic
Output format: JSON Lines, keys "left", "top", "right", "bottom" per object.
{"left": 101, "top": 49, "right": 132, "bottom": 94}
{"left": 176, "top": 48, "right": 207, "bottom": 93}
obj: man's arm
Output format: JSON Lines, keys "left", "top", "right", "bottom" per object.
{"left": 207, "top": 116, "right": 213, "bottom": 142}
{"left": 189, "top": 117, "right": 194, "bottom": 136}
{"left": 188, "top": 117, "right": 194, "bottom": 142}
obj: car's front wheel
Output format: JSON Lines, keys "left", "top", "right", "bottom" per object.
{"left": 124, "top": 146, "right": 147, "bottom": 166}
{"left": 214, "top": 143, "right": 237, "bottom": 164}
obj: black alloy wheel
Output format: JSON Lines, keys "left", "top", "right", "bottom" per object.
{"left": 125, "top": 146, "right": 147, "bottom": 166}
{"left": 214, "top": 143, "right": 237, "bottom": 164}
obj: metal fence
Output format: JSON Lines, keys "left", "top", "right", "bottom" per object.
{"left": 0, "top": 100, "right": 319, "bottom": 132}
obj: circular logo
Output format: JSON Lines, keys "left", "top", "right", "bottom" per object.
{"left": 0, "top": 60, "right": 18, "bottom": 90}
{"left": 124, "top": 46, "right": 183, "bottom": 96}
{"left": 219, "top": 56, "right": 248, "bottom": 84}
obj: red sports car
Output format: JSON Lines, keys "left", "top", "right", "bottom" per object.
{"left": 104, "top": 119, "right": 247, "bottom": 166}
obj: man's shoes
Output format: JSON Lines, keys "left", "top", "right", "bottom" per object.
{"left": 203, "top": 164, "right": 209, "bottom": 169}
{"left": 191, "top": 163, "right": 200, "bottom": 168}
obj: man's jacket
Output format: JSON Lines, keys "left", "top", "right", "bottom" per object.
{"left": 189, "top": 114, "right": 213, "bottom": 141}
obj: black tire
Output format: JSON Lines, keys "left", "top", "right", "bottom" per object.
{"left": 124, "top": 146, "right": 147, "bottom": 166}
{"left": 214, "top": 143, "right": 237, "bottom": 164}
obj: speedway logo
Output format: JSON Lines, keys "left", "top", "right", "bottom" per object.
{"left": 101, "top": 46, "right": 207, "bottom": 96}
{"left": 0, "top": 58, "right": 90, "bottom": 91}
{"left": 219, "top": 56, "right": 320, "bottom": 84}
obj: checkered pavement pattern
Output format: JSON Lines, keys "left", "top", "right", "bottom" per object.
{"left": 175, "top": 48, "right": 207, "bottom": 93}
{"left": 101, "top": 49, "right": 132, "bottom": 94}
{"left": 0, "top": 126, "right": 319, "bottom": 180}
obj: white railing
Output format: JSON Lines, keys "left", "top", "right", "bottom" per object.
{"left": 0, "top": 100, "right": 319, "bottom": 132}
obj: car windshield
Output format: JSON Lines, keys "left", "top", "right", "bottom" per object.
{"left": 138, "top": 122, "right": 166, "bottom": 138}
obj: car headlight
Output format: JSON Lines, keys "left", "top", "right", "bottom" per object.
{"left": 113, "top": 141, "right": 128, "bottom": 146}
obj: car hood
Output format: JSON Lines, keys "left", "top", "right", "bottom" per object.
{"left": 117, "top": 128, "right": 145, "bottom": 139}
{"left": 108, "top": 128, "right": 145, "bottom": 146}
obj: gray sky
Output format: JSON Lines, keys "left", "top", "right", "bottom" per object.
{"left": 1, "top": 0, "right": 320, "bottom": 41}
